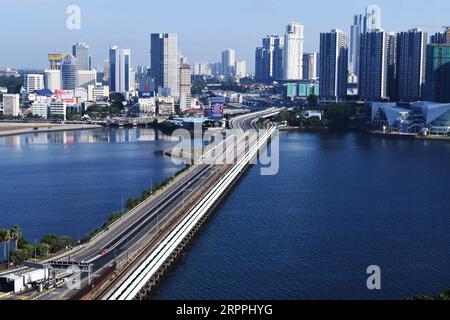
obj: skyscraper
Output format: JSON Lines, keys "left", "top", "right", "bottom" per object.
{"left": 72, "top": 43, "right": 90, "bottom": 71}
{"left": 349, "top": 14, "right": 363, "bottom": 76}
{"left": 255, "top": 35, "right": 284, "bottom": 83}
{"left": 396, "top": 28, "right": 427, "bottom": 102}
{"left": 179, "top": 62, "right": 191, "bottom": 111}
{"left": 363, "top": 5, "right": 381, "bottom": 33}
{"left": 109, "top": 46, "right": 131, "bottom": 94}
{"left": 319, "top": 29, "right": 349, "bottom": 101}
{"left": 221, "top": 49, "right": 236, "bottom": 75}
{"left": 430, "top": 27, "right": 450, "bottom": 44}
{"left": 302, "top": 52, "right": 318, "bottom": 80}
{"left": 150, "top": 33, "right": 180, "bottom": 98}
{"left": 359, "top": 30, "right": 390, "bottom": 101}
{"left": 387, "top": 33, "right": 398, "bottom": 101}
{"left": 425, "top": 44, "right": 450, "bottom": 102}
{"left": 61, "top": 54, "right": 78, "bottom": 90}
{"left": 284, "top": 22, "right": 304, "bottom": 80}
{"left": 235, "top": 60, "right": 247, "bottom": 78}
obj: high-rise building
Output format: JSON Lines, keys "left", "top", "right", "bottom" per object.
{"left": 349, "top": 14, "right": 363, "bottom": 76}
{"left": 2, "top": 94, "right": 20, "bottom": 116}
{"left": 359, "top": 30, "right": 390, "bottom": 101}
{"left": 221, "top": 49, "right": 236, "bottom": 75}
{"left": 150, "top": 33, "right": 180, "bottom": 98}
{"left": 77, "top": 70, "right": 97, "bottom": 89}
{"left": 72, "top": 42, "right": 90, "bottom": 70}
{"left": 193, "top": 62, "right": 211, "bottom": 76}
{"left": 235, "top": 60, "right": 247, "bottom": 78}
{"left": 363, "top": 5, "right": 381, "bottom": 33}
{"left": 425, "top": 44, "right": 450, "bottom": 102}
{"left": 302, "top": 52, "right": 318, "bottom": 80}
{"left": 24, "top": 74, "right": 44, "bottom": 94}
{"left": 103, "top": 59, "right": 110, "bottom": 82}
{"left": 179, "top": 62, "right": 191, "bottom": 111}
{"left": 255, "top": 35, "right": 284, "bottom": 82}
{"left": 396, "top": 28, "right": 427, "bottom": 102}
{"left": 61, "top": 54, "right": 78, "bottom": 91}
{"left": 387, "top": 33, "right": 399, "bottom": 101}
{"left": 284, "top": 22, "right": 304, "bottom": 80}
{"left": 44, "top": 70, "right": 61, "bottom": 91}
{"left": 430, "top": 27, "right": 450, "bottom": 44}
{"left": 109, "top": 46, "right": 131, "bottom": 94}
{"left": 319, "top": 29, "right": 349, "bottom": 101}
{"left": 48, "top": 54, "right": 65, "bottom": 71}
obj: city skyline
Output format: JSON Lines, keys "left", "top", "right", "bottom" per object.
{"left": 1, "top": 0, "right": 449, "bottom": 71}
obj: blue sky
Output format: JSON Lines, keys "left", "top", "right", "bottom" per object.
{"left": 1, "top": 0, "right": 448, "bottom": 71}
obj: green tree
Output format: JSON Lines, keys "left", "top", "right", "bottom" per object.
{"left": 9, "top": 249, "right": 29, "bottom": 265}
{"left": 0, "top": 228, "right": 11, "bottom": 261}
{"left": 307, "top": 94, "right": 318, "bottom": 107}
{"left": 9, "top": 225, "right": 22, "bottom": 250}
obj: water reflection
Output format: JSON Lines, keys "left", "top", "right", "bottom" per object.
{"left": 0, "top": 128, "right": 178, "bottom": 146}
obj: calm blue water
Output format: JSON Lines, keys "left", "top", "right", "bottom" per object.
{"left": 0, "top": 128, "right": 183, "bottom": 243}
{"left": 1, "top": 129, "right": 450, "bottom": 299}
{"left": 154, "top": 131, "right": 450, "bottom": 300}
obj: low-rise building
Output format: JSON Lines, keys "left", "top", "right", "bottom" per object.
{"left": 49, "top": 101, "right": 67, "bottom": 120}
{"left": 31, "top": 102, "right": 49, "bottom": 119}
{"left": 2, "top": 94, "right": 21, "bottom": 116}
{"left": 157, "top": 96, "right": 175, "bottom": 116}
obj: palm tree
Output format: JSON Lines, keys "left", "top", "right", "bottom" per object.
{"left": 0, "top": 229, "right": 10, "bottom": 261}
{"left": 10, "top": 225, "right": 22, "bottom": 250}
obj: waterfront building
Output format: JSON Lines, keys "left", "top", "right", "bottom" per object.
{"left": 31, "top": 102, "right": 48, "bottom": 119}
{"left": 319, "top": 29, "right": 349, "bottom": 101}
{"left": 425, "top": 44, "right": 450, "bottom": 103}
{"left": 372, "top": 101, "right": 450, "bottom": 135}
{"left": 284, "top": 22, "right": 304, "bottom": 80}
{"left": 359, "top": 29, "right": 390, "bottom": 101}
{"left": 396, "top": 28, "right": 427, "bottom": 102}
{"left": 2, "top": 94, "right": 20, "bottom": 116}
{"left": 49, "top": 101, "right": 67, "bottom": 120}
{"left": 150, "top": 33, "right": 180, "bottom": 98}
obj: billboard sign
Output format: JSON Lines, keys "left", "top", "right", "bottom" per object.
{"left": 209, "top": 97, "right": 225, "bottom": 119}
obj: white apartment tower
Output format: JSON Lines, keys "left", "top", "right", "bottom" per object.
{"left": 284, "top": 22, "right": 304, "bottom": 80}
{"left": 25, "top": 74, "right": 44, "bottom": 94}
